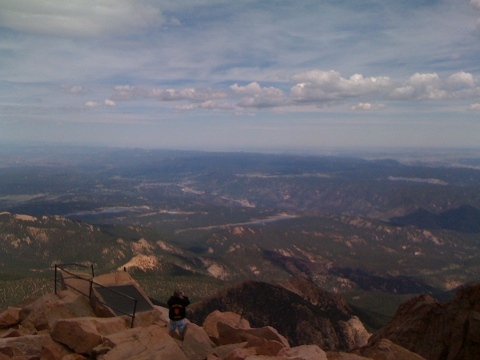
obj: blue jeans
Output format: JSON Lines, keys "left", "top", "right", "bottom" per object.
{"left": 169, "top": 318, "right": 186, "bottom": 334}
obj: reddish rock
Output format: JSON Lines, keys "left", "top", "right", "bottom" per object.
{"left": 225, "top": 347, "right": 257, "bottom": 360}
{"left": 209, "top": 342, "right": 248, "bottom": 358}
{"left": 217, "top": 322, "right": 289, "bottom": 348}
{"left": 20, "top": 291, "right": 95, "bottom": 331}
{"left": 0, "top": 307, "right": 21, "bottom": 329}
{"left": 1, "top": 328, "right": 23, "bottom": 338}
{"left": 50, "top": 317, "right": 127, "bottom": 355}
{"left": 182, "top": 323, "right": 216, "bottom": 360}
{"left": 50, "top": 320, "right": 102, "bottom": 355}
{"left": 277, "top": 344, "right": 328, "bottom": 360}
{"left": 203, "top": 311, "right": 251, "bottom": 344}
{"left": 361, "top": 338, "right": 426, "bottom": 360}
{"left": 0, "top": 334, "right": 54, "bottom": 358}
{"left": 368, "top": 283, "right": 480, "bottom": 360}
{"left": 98, "top": 324, "right": 186, "bottom": 360}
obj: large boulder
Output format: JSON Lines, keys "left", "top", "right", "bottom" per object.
{"left": 217, "top": 322, "right": 289, "bottom": 348}
{"left": 182, "top": 323, "right": 216, "bottom": 360}
{"left": 20, "top": 290, "right": 95, "bottom": 331}
{"left": 50, "top": 316, "right": 128, "bottom": 355}
{"left": 0, "top": 307, "right": 21, "bottom": 329}
{"left": 0, "top": 334, "right": 63, "bottom": 359}
{"left": 203, "top": 311, "right": 251, "bottom": 345}
{"left": 337, "top": 316, "right": 370, "bottom": 349}
{"left": 98, "top": 324, "right": 187, "bottom": 360}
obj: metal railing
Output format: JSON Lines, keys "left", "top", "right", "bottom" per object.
{"left": 54, "top": 263, "right": 138, "bottom": 327}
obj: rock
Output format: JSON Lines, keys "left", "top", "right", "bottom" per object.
{"left": 246, "top": 337, "right": 285, "bottom": 356}
{"left": 326, "top": 351, "right": 371, "bottom": 360}
{"left": 0, "top": 307, "right": 21, "bottom": 329}
{"left": 98, "top": 324, "right": 187, "bottom": 360}
{"left": 131, "top": 308, "right": 168, "bottom": 328}
{"left": 0, "top": 334, "right": 55, "bottom": 358}
{"left": 367, "top": 283, "right": 480, "bottom": 360}
{"left": 225, "top": 347, "right": 258, "bottom": 360}
{"left": 360, "top": 338, "right": 426, "bottom": 360}
{"left": 209, "top": 342, "right": 248, "bottom": 358}
{"left": 61, "top": 354, "right": 89, "bottom": 360}
{"left": 1, "top": 328, "right": 23, "bottom": 338}
{"left": 217, "top": 322, "right": 289, "bottom": 348}
{"left": 20, "top": 291, "right": 95, "bottom": 331}
{"left": 182, "top": 323, "right": 216, "bottom": 360}
{"left": 277, "top": 345, "right": 328, "bottom": 360}
{"left": 203, "top": 311, "right": 251, "bottom": 344}
{"left": 50, "top": 317, "right": 128, "bottom": 355}
{"left": 337, "top": 316, "right": 370, "bottom": 349}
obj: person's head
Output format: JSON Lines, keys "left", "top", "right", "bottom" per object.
{"left": 174, "top": 289, "right": 181, "bottom": 297}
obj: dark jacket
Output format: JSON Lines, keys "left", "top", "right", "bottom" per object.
{"left": 167, "top": 295, "right": 190, "bottom": 321}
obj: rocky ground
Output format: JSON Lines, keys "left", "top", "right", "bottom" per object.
{"left": 0, "top": 270, "right": 479, "bottom": 359}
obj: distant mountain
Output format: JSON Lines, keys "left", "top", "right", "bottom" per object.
{"left": 188, "top": 277, "right": 371, "bottom": 351}
{"left": 390, "top": 204, "right": 480, "bottom": 233}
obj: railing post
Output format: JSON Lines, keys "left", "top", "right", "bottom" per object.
{"left": 131, "top": 299, "right": 138, "bottom": 328}
{"left": 54, "top": 264, "right": 58, "bottom": 294}
{"left": 91, "top": 264, "right": 95, "bottom": 278}
{"left": 89, "top": 279, "right": 93, "bottom": 299}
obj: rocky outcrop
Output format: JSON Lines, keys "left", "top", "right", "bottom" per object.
{"left": 189, "top": 279, "right": 370, "bottom": 351}
{"left": 367, "top": 283, "right": 480, "bottom": 360}
{"left": 0, "top": 277, "right": 444, "bottom": 360}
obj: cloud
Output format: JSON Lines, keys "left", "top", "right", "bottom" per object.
{"left": 174, "top": 104, "right": 196, "bottom": 111}
{"left": 472, "top": 0, "right": 480, "bottom": 10}
{"left": 446, "top": 72, "right": 475, "bottom": 89}
{"left": 199, "top": 101, "right": 234, "bottom": 110}
{"left": 469, "top": 103, "right": 480, "bottom": 111}
{"left": 351, "top": 102, "right": 384, "bottom": 111}
{"left": 0, "top": 0, "right": 163, "bottom": 37}
{"left": 104, "top": 99, "right": 116, "bottom": 107}
{"left": 231, "top": 82, "right": 287, "bottom": 108}
{"left": 389, "top": 73, "right": 448, "bottom": 100}
{"left": 84, "top": 101, "right": 101, "bottom": 107}
{"left": 290, "top": 70, "right": 392, "bottom": 103}
{"left": 112, "top": 85, "right": 227, "bottom": 103}
{"left": 62, "top": 85, "right": 84, "bottom": 94}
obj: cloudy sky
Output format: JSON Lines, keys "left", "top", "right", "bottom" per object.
{"left": 1, "top": 0, "right": 480, "bottom": 151}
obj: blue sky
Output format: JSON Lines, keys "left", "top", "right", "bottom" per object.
{"left": 1, "top": 0, "right": 480, "bottom": 151}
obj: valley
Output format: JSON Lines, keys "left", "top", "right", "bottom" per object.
{"left": 1, "top": 145, "right": 480, "bottom": 329}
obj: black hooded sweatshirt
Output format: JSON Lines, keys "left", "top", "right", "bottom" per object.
{"left": 167, "top": 295, "right": 190, "bottom": 321}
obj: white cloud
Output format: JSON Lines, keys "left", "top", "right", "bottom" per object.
{"left": 0, "top": 0, "right": 163, "bottom": 37}
{"left": 389, "top": 73, "right": 448, "bottom": 100}
{"left": 447, "top": 72, "right": 475, "bottom": 88}
{"left": 290, "top": 70, "right": 392, "bottom": 103}
{"left": 199, "top": 101, "right": 234, "bottom": 110}
{"left": 351, "top": 102, "right": 384, "bottom": 111}
{"left": 84, "top": 101, "right": 101, "bottom": 107}
{"left": 62, "top": 85, "right": 84, "bottom": 94}
{"left": 112, "top": 85, "right": 227, "bottom": 102}
{"left": 104, "top": 99, "right": 116, "bottom": 107}
{"left": 231, "top": 83, "right": 287, "bottom": 108}
{"left": 469, "top": 103, "right": 480, "bottom": 111}
{"left": 174, "top": 104, "right": 196, "bottom": 111}
{"left": 230, "top": 82, "right": 263, "bottom": 96}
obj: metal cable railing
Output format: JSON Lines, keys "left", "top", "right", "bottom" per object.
{"left": 54, "top": 263, "right": 138, "bottom": 327}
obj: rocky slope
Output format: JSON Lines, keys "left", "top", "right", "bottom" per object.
{"left": 187, "top": 277, "right": 371, "bottom": 351}
{"left": 0, "top": 282, "right": 427, "bottom": 360}
{"left": 367, "top": 283, "right": 480, "bottom": 360}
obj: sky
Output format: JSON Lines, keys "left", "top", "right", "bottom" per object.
{"left": 1, "top": 0, "right": 480, "bottom": 152}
